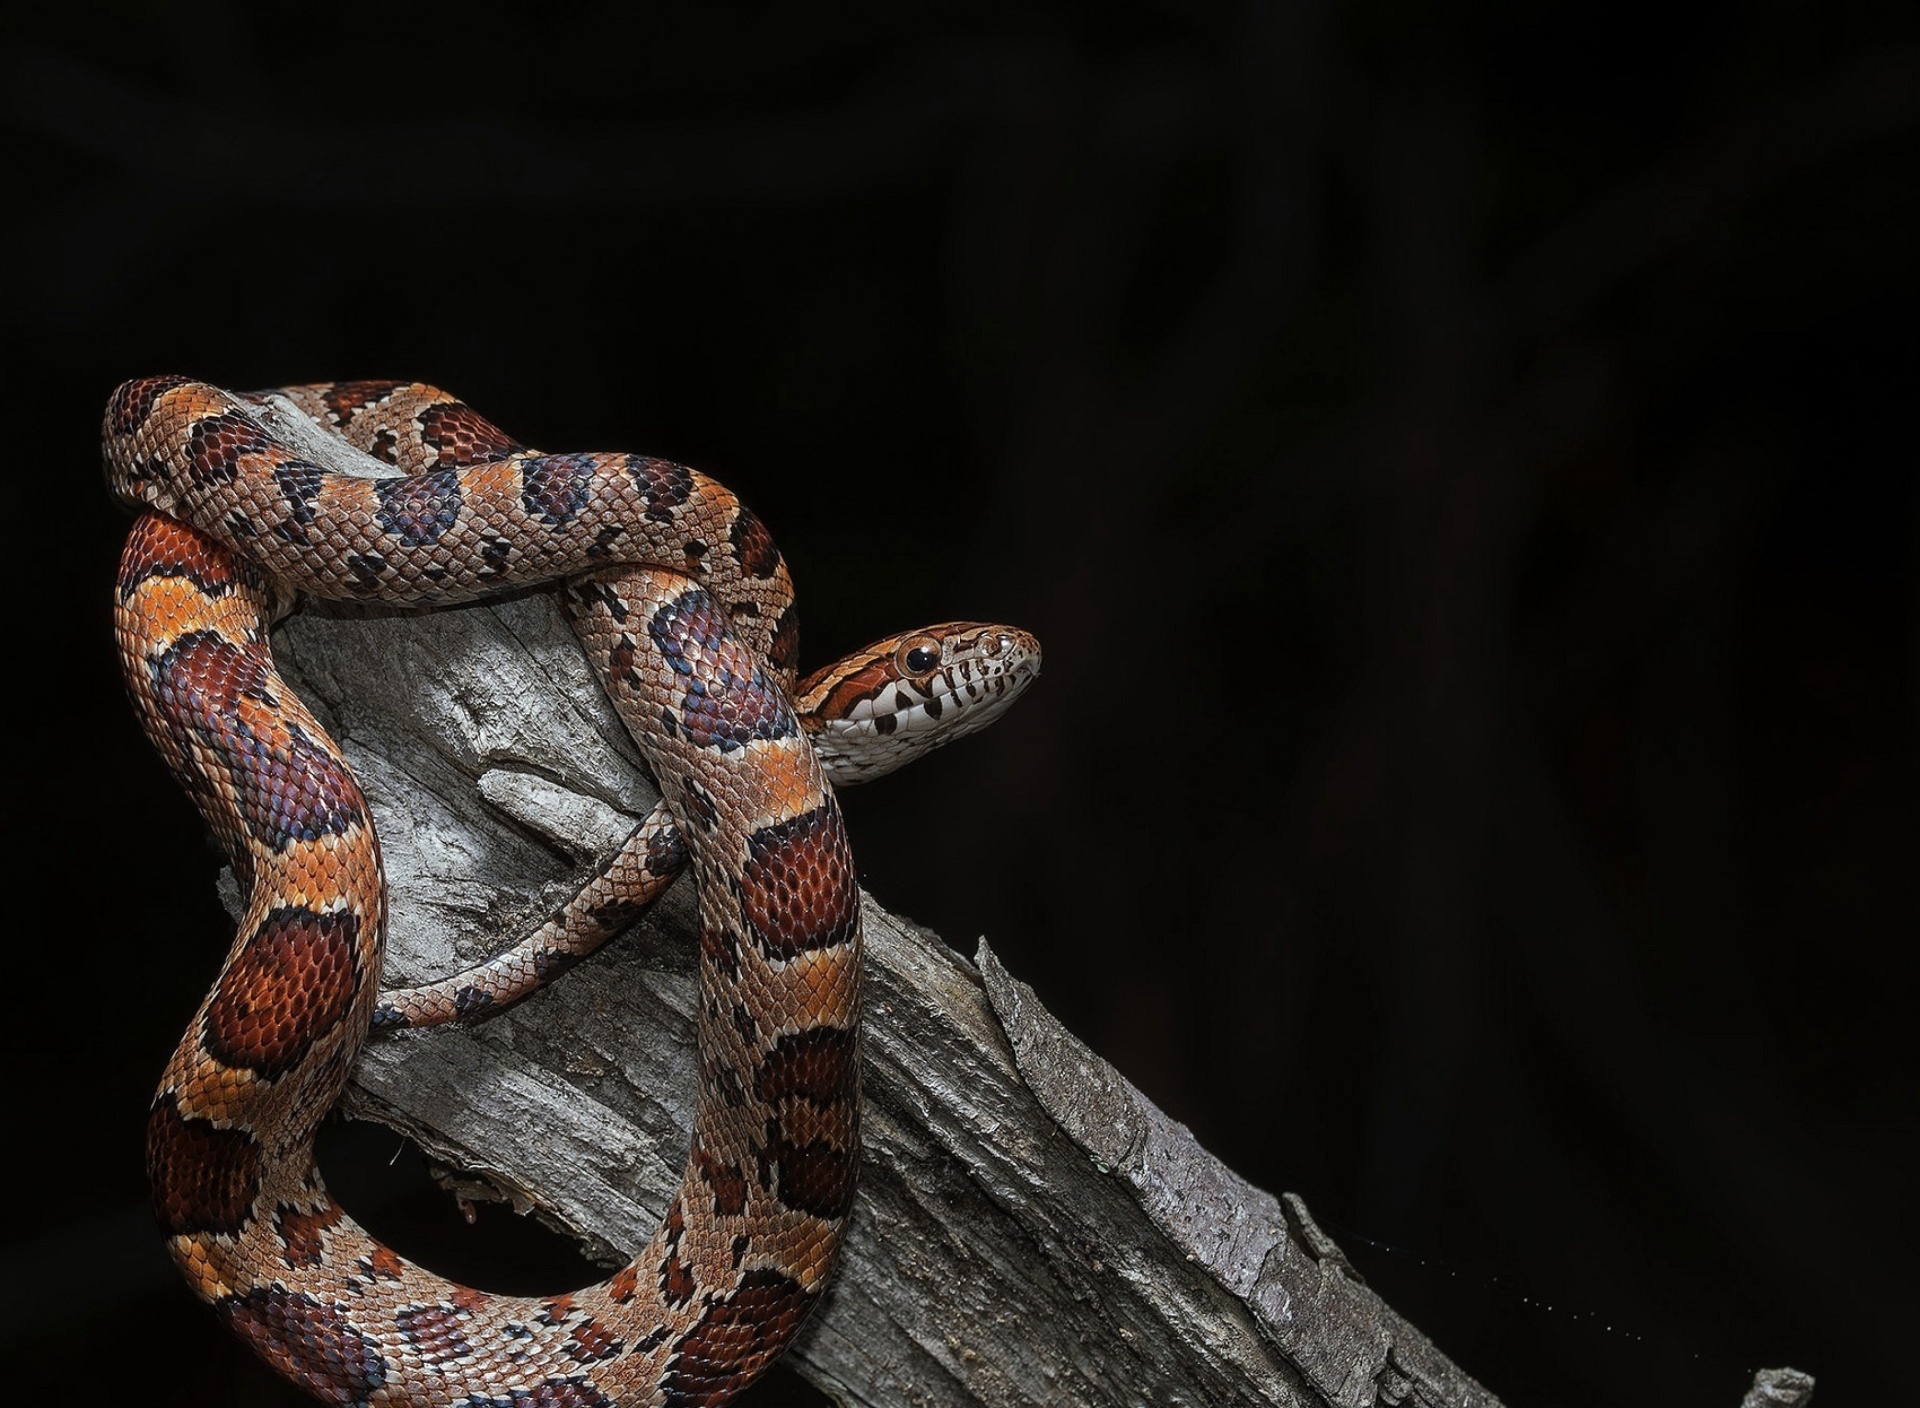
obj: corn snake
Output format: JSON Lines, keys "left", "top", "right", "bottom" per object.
{"left": 107, "top": 375, "right": 1037, "bottom": 1406}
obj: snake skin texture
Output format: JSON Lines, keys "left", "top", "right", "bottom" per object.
{"left": 105, "top": 375, "right": 1036, "bottom": 1406}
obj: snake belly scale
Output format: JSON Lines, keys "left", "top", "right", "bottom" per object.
{"left": 107, "top": 375, "right": 947, "bottom": 1406}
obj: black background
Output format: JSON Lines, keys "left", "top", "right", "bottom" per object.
{"left": 3, "top": 4, "right": 1914, "bottom": 1405}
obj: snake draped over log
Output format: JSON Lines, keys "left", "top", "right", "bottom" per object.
{"left": 105, "top": 376, "right": 1040, "bottom": 1406}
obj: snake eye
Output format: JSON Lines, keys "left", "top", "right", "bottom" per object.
{"left": 895, "top": 638, "right": 941, "bottom": 677}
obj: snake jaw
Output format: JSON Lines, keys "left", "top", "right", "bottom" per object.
{"left": 803, "top": 623, "right": 1041, "bottom": 785}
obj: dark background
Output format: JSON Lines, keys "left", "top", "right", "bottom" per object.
{"left": 4, "top": 3, "right": 1913, "bottom": 1405}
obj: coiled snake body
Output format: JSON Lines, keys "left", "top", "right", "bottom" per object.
{"left": 107, "top": 376, "right": 1038, "bottom": 1405}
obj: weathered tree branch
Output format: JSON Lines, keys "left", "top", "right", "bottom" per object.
{"left": 260, "top": 589, "right": 1810, "bottom": 1407}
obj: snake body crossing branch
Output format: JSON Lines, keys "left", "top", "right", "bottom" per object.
{"left": 106, "top": 376, "right": 1039, "bottom": 1406}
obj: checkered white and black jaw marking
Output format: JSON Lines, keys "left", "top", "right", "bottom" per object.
{"left": 797, "top": 623, "right": 1043, "bottom": 785}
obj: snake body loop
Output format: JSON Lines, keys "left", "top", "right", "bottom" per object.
{"left": 109, "top": 377, "right": 1036, "bottom": 1406}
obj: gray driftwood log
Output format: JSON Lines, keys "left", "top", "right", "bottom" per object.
{"left": 254, "top": 592, "right": 1819, "bottom": 1408}
{"left": 233, "top": 410, "right": 1809, "bottom": 1408}
{"left": 249, "top": 585, "right": 1484, "bottom": 1408}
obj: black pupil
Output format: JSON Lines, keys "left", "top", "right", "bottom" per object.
{"left": 905, "top": 646, "right": 939, "bottom": 673}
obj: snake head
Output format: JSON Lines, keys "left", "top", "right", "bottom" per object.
{"left": 797, "top": 622, "right": 1042, "bottom": 785}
